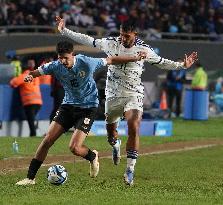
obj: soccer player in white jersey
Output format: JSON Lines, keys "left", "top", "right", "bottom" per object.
{"left": 15, "top": 40, "right": 146, "bottom": 186}
{"left": 56, "top": 16, "right": 198, "bottom": 186}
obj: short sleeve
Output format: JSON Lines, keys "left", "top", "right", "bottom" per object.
{"left": 38, "top": 62, "right": 55, "bottom": 75}
{"left": 84, "top": 56, "right": 106, "bottom": 72}
{"left": 93, "top": 37, "right": 114, "bottom": 52}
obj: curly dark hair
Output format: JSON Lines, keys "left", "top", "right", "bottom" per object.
{"left": 56, "top": 41, "right": 74, "bottom": 55}
{"left": 120, "top": 20, "right": 137, "bottom": 32}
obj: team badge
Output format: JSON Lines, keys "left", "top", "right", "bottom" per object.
{"left": 79, "top": 71, "right": 86, "bottom": 78}
{"left": 84, "top": 118, "right": 90, "bottom": 124}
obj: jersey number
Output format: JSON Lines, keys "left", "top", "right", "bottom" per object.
{"left": 70, "top": 79, "right": 79, "bottom": 87}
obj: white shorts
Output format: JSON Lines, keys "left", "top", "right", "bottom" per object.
{"left": 105, "top": 96, "right": 143, "bottom": 124}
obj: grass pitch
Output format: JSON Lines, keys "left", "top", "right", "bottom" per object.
{"left": 0, "top": 118, "right": 223, "bottom": 205}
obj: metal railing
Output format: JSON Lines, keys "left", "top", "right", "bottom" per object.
{"left": 0, "top": 25, "right": 57, "bottom": 33}
{"left": 0, "top": 25, "right": 222, "bottom": 41}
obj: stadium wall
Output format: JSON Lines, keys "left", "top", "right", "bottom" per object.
{"left": 0, "top": 34, "right": 222, "bottom": 81}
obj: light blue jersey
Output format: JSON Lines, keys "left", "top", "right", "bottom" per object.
{"left": 38, "top": 54, "right": 106, "bottom": 108}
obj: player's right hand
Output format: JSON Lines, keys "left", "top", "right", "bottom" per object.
{"left": 183, "top": 51, "right": 198, "bottom": 68}
{"left": 56, "top": 16, "right": 65, "bottom": 32}
{"left": 24, "top": 75, "right": 33, "bottom": 83}
{"left": 137, "top": 51, "right": 147, "bottom": 60}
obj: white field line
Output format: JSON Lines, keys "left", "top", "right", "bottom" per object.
{"left": 1, "top": 143, "right": 217, "bottom": 174}
{"left": 141, "top": 144, "right": 217, "bottom": 156}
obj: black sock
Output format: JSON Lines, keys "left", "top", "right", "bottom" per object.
{"left": 27, "top": 158, "right": 43, "bottom": 180}
{"left": 83, "top": 149, "right": 96, "bottom": 162}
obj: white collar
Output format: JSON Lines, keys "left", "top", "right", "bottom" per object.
{"left": 73, "top": 56, "right": 76, "bottom": 67}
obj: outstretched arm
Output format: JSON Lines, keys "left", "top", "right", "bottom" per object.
{"left": 56, "top": 16, "right": 95, "bottom": 47}
{"left": 106, "top": 51, "right": 147, "bottom": 65}
{"left": 146, "top": 49, "right": 198, "bottom": 70}
{"left": 24, "top": 70, "right": 41, "bottom": 82}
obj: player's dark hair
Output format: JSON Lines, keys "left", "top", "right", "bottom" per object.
{"left": 56, "top": 41, "right": 74, "bottom": 55}
{"left": 120, "top": 20, "right": 137, "bottom": 32}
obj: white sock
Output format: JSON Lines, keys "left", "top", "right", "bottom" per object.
{"left": 127, "top": 158, "right": 136, "bottom": 171}
{"left": 113, "top": 139, "right": 120, "bottom": 148}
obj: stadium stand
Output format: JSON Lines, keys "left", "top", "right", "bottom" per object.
{"left": 0, "top": 0, "right": 223, "bottom": 36}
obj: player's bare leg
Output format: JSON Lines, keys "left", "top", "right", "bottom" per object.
{"left": 16, "top": 121, "right": 64, "bottom": 185}
{"left": 69, "top": 129, "right": 88, "bottom": 156}
{"left": 35, "top": 121, "right": 64, "bottom": 161}
{"left": 123, "top": 109, "right": 142, "bottom": 185}
{"left": 106, "top": 123, "right": 118, "bottom": 146}
{"left": 106, "top": 123, "right": 122, "bottom": 165}
{"left": 69, "top": 129, "right": 99, "bottom": 177}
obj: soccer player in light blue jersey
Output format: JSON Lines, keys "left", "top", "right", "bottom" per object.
{"left": 16, "top": 41, "right": 146, "bottom": 185}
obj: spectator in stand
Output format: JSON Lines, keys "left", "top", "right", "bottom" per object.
{"left": 2, "top": 0, "right": 223, "bottom": 35}
{"left": 138, "top": 12, "right": 149, "bottom": 31}
{"left": 0, "top": 12, "right": 7, "bottom": 26}
{"left": 10, "top": 58, "right": 42, "bottom": 137}
{"left": 78, "top": 9, "right": 94, "bottom": 28}
{"left": 116, "top": 8, "right": 129, "bottom": 25}
{"left": 100, "top": 11, "right": 117, "bottom": 35}
{"left": 191, "top": 62, "right": 208, "bottom": 90}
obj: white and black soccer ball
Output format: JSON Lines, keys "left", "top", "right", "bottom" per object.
{"left": 47, "top": 165, "right": 68, "bottom": 185}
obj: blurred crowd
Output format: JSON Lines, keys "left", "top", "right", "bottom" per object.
{"left": 0, "top": 0, "right": 223, "bottom": 34}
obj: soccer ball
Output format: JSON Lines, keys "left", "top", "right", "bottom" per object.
{"left": 47, "top": 165, "right": 68, "bottom": 185}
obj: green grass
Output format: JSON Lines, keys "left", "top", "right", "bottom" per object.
{"left": 1, "top": 146, "right": 223, "bottom": 205}
{"left": 1, "top": 118, "right": 223, "bottom": 205}
{"left": 1, "top": 118, "right": 223, "bottom": 159}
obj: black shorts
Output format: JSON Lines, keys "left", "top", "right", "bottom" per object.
{"left": 53, "top": 104, "right": 97, "bottom": 134}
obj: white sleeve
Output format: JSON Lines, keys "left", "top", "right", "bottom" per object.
{"left": 93, "top": 38, "right": 107, "bottom": 51}
{"left": 61, "top": 28, "right": 111, "bottom": 52}
{"left": 37, "top": 67, "right": 44, "bottom": 75}
{"left": 145, "top": 48, "right": 185, "bottom": 70}
{"left": 61, "top": 28, "right": 95, "bottom": 47}
{"left": 101, "top": 58, "right": 107, "bottom": 66}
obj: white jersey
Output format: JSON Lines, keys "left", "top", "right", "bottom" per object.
{"left": 62, "top": 28, "right": 185, "bottom": 98}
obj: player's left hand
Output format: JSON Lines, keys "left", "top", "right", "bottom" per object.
{"left": 183, "top": 51, "right": 198, "bottom": 68}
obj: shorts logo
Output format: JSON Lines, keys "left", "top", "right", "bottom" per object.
{"left": 83, "top": 126, "right": 88, "bottom": 130}
{"left": 84, "top": 118, "right": 90, "bottom": 124}
{"left": 55, "top": 110, "right": 59, "bottom": 117}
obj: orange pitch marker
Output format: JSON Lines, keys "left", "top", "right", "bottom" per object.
{"left": 160, "top": 91, "right": 168, "bottom": 110}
